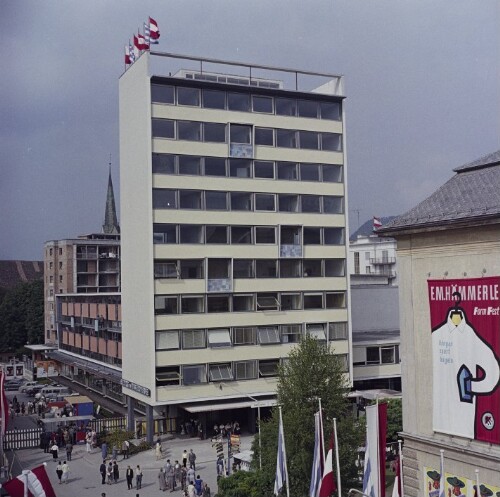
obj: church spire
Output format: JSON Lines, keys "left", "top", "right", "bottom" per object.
{"left": 102, "top": 158, "right": 120, "bottom": 235}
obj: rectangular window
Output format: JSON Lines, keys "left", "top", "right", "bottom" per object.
{"left": 207, "top": 295, "right": 230, "bottom": 313}
{"left": 178, "top": 121, "right": 202, "bottom": 141}
{"left": 328, "top": 322, "right": 348, "bottom": 340}
{"left": 155, "top": 331, "right": 180, "bottom": 350}
{"left": 277, "top": 162, "right": 298, "bottom": 180}
{"left": 298, "top": 100, "right": 318, "bottom": 118}
{"left": 256, "top": 260, "right": 277, "bottom": 278}
{"left": 183, "top": 364, "right": 207, "bottom": 385}
{"left": 152, "top": 119, "right": 175, "bottom": 138}
{"left": 276, "top": 98, "right": 296, "bottom": 116}
{"left": 154, "top": 296, "right": 178, "bottom": 315}
{"left": 255, "top": 194, "right": 275, "bottom": 211}
{"left": 276, "top": 129, "right": 296, "bottom": 148}
{"left": 156, "top": 366, "right": 181, "bottom": 386}
{"left": 204, "top": 157, "right": 226, "bottom": 176}
{"left": 177, "top": 87, "right": 200, "bottom": 106}
{"left": 281, "top": 324, "right": 302, "bottom": 343}
{"left": 153, "top": 189, "right": 177, "bottom": 209}
{"left": 381, "top": 346, "right": 396, "bottom": 364}
{"left": 303, "top": 228, "right": 321, "bottom": 245}
{"left": 178, "top": 156, "right": 201, "bottom": 175}
{"left": 281, "top": 293, "right": 301, "bottom": 310}
{"left": 233, "top": 259, "right": 254, "bottom": 278}
{"left": 323, "top": 196, "right": 343, "bottom": 214}
{"left": 153, "top": 224, "right": 177, "bottom": 244}
{"left": 306, "top": 323, "right": 327, "bottom": 341}
{"left": 209, "top": 363, "right": 233, "bottom": 381}
{"left": 278, "top": 194, "right": 299, "bottom": 212}
{"left": 182, "top": 330, "right": 206, "bottom": 349}
{"left": 181, "top": 296, "right": 204, "bottom": 314}
{"left": 179, "top": 190, "right": 202, "bottom": 209}
{"left": 179, "top": 225, "right": 204, "bottom": 243}
{"left": 152, "top": 154, "right": 176, "bottom": 174}
{"left": 232, "top": 294, "right": 254, "bottom": 312}
{"left": 206, "top": 225, "right": 228, "bottom": 244}
{"left": 255, "top": 127, "right": 274, "bottom": 146}
{"left": 207, "top": 259, "right": 230, "bottom": 279}
{"left": 231, "top": 192, "right": 253, "bottom": 211}
{"left": 321, "top": 133, "right": 342, "bottom": 151}
{"left": 257, "top": 293, "right": 280, "bottom": 310}
{"left": 324, "top": 228, "right": 344, "bottom": 245}
{"left": 235, "top": 360, "right": 257, "bottom": 380}
{"left": 231, "top": 226, "right": 252, "bottom": 244}
{"left": 259, "top": 359, "right": 279, "bottom": 377}
{"left": 233, "top": 327, "right": 256, "bottom": 345}
{"left": 252, "top": 95, "right": 273, "bottom": 113}
{"left": 326, "top": 292, "right": 345, "bottom": 308}
{"left": 301, "top": 195, "right": 321, "bottom": 213}
{"left": 324, "top": 259, "right": 345, "bottom": 277}
{"left": 203, "top": 122, "right": 226, "bottom": 143}
{"left": 154, "top": 261, "right": 178, "bottom": 279}
{"left": 353, "top": 347, "right": 367, "bottom": 366}
{"left": 299, "top": 131, "right": 319, "bottom": 150}
{"left": 205, "top": 191, "right": 228, "bottom": 210}
{"left": 151, "top": 84, "right": 174, "bottom": 104}
{"left": 304, "top": 293, "right": 323, "bottom": 309}
{"left": 322, "top": 164, "right": 343, "bottom": 183}
{"left": 255, "top": 227, "right": 276, "bottom": 244}
{"left": 354, "top": 252, "right": 360, "bottom": 274}
{"left": 229, "top": 159, "right": 252, "bottom": 178}
{"left": 300, "top": 163, "right": 320, "bottom": 182}
{"left": 228, "top": 93, "right": 250, "bottom": 112}
{"left": 202, "top": 89, "right": 226, "bottom": 109}
{"left": 366, "top": 347, "right": 380, "bottom": 365}
{"left": 254, "top": 161, "right": 274, "bottom": 179}
{"left": 281, "top": 226, "right": 301, "bottom": 245}
{"left": 258, "top": 327, "right": 280, "bottom": 344}
{"left": 180, "top": 260, "right": 204, "bottom": 279}
{"left": 303, "top": 259, "right": 322, "bottom": 277}
{"left": 280, "top": 259, "right": 302, "bottom": 278}
{"left": 320, "top": 102, "right": 341, "bottom": 120}
{"left": 208, "top": 329, "right": 231, "bottom": 348}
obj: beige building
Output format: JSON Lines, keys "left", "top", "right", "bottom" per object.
{"left": 119, "top": 52, "right": 351, "bottom": 439}
{"left": 379, "top": 151, "right": 500, "bottom": 495}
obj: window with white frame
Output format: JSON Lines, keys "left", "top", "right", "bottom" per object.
{"left": 154, "top": 261, "right": 178, "bottom": 278}
{"left": 156, "top": 366, "right": 181, "bottom": 386}
{"left": 233, "top": 327, "right": 256, "bottom": 345}
{"left": 328, "top": 322, "right": 348, "bottom": 340}
{"left": 306, "top": 323, "right": 327, "bottom": 341}
{"left": 258, "top": 326, "right": 280, "bottom": 344}
{"left": 281, "top": 324, "right": 302, "bottom": 343}
{"left": 183, "top": 364, "right": 207, "bottom": 385}
{"left": 235, "top": 360, "right": 258, "bottom": 380}
{"left": 182, "top": 329, "right": 205, "bottom": 349}
{"left": 259, "top": 359, "right": 279, "bottom": 377}
{"left": 257, "top": 293, "right": 280, "bottom": 310}
{"left": 208, "top": 329, "right": 231, "bottom": 348}
{"left": 209, "top": 363, "right": 233, "bottom": 381}
{"left": 155, "top": 331, "right": 180, "bottom": 350}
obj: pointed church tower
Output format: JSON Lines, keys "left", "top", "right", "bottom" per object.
{"left": 102, "top": 163, "right": 120, "bottom": 235}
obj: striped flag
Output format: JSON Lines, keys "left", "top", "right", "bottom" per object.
{"left": 373, "top": 217, "right": 382, "bottom": 231}
{"left": 129, "top": 41, "right": 136, "bottom": 63}
{"left": 149, "top": 16, "right": 160, "bottom": 40}
{"left": 310, "top": 412, "right": 324, "bottom": 497}
{"left": 363, "top": 403, "right": 387, "bottom": 497}
{"left": 125, "top": 44, "right": 131, "bottom": 65}
{"left": 391, "top": 455, "right": 401, "bottom": 497}
{"left": 274, "top": 407, "right": 288, "bottom": 496}
{"left": 144, "top": 22, "right": 159, "bottom": 45}
{"left": 319, "top": 431, "right": 337, "bottom": 497}
{"left": 3, "top": 465, "right": 56, "bottom": 497}
{"left": 0, "top": 369, "right": 9, "bottom": 435}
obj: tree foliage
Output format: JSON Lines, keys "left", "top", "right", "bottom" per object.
{"left": 385, "top": 398, "right": 402, "bottom": 443}
{"left": 219, "top": 336, "right": 364, "bottom": 497}
{"left": 0, "top": 280, "right": 44, "bottom": 353}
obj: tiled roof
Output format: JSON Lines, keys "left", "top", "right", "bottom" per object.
{"left": 380, "top": 152, "right": 500, "bottom": 232}
{"left": 0, "top": 260, "right": 43, "bottom": 290}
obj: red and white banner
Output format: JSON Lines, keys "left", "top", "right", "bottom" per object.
{"left": 0, "top": 370, "right": 8, "bottom": 435}
{"left": 363, "top": 403, "right": 387, "bottom": 497}
{"left": 428, "top": 277, "right": 500, "bottom": 444}
{"left": 3, "top": 464, "right": 56, "bottom": 497}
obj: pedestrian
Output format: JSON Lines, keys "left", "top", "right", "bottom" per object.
{"left": 100, "top": 460, "right": 107, "bottom": 485}
{"left": 164, "top": 459, "right": 172, "bottom": 474}
{"left": 107, "top": 462, "right": 113, "bottom": 484}
{"left": 180, "top": 466, "right": 187, "bottom": 491}
{"left": 112, "top": 444, "right": 118, "bottom": 460}
{"left": 168, "top": 465, "right": 176, "bottom": 492}
{"left": 61, "top": 461, "right": 70, "bottom": 484}
{"left": 187, "top": 482, "right": 196, "bottom": 497}
{"left": 202, "top": 483, "right": 211, "bottom": 497}
{"left": 126, "top": 465, "right": 134, "bottom": 490}
{"left": 51, "top": 443, "right": 59, "bottom": 461}
{"left": 187, "top": 467, "right": 195, "bottom": 485}
{"left": 113, "top": 460, "right": 119, "bottom": 483}
{"left": 216, "top": 455, "right": 224, "bottom": 476}
{"left": 65, "top": 441, "right": 73, "bottom": 461}
{"left": 122, "top": 439, "right": 130, "bottom": 459}
{"left": 135, "top": 465, "right": 143, "bottom": 489}
{"left": 86, "top": 432, "right": 92, "bottom": 453}
{"left": 155, "top": 440, "right": 162, "bottom": 460}
{"left": 174, "top": 461, "right": 181, "bottom": 489}
{"left": 101, "top": 442, "right": 108, "bottom": 460}
{"left": 188, "top": 449, "right": 196, "bottom": 470}
{"left": 182, "top": 449, "right": 188, "bottom": 468}
{"left": 194, "top": 475, "right": 203, "bottom": 496}
{"left": 56, "top": 461, "right": 63, "bottom": 484}
{"left": 158, "top": 468, "right": 167, "bottom": 491}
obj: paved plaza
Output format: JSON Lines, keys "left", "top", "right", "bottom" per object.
{"left": 8, "top": 432, "right": 253, "bottom": 497}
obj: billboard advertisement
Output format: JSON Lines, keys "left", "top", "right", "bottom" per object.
{"left": 424, "top": 467, "right": 500, "bottom": 497}
{"left": 428, "top": 277, "right": 500, "bottom": 444}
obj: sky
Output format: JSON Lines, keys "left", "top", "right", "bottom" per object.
{"left": 1, "top": 0, "right": 499, "bottom": 260}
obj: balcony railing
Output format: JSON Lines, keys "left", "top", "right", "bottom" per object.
{"left": 207, "top": 278, "right": 232, "bottom": 293}
{"left": 280, "top": 244, "right": 303, "bottom": 258}
{"left": 369, "top": 257, "right": 396, "bottom": 265}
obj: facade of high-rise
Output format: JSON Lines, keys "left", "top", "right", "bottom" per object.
{"left": 119, "top": 52, "right": 351, "bottom": 433}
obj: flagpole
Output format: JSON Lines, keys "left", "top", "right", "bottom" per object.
{"left": 333, "top": 418, "right": 341, "bottom": 497}
{"left": 375, "top": 396, "right": 380, "bottom": 497}
{"left": 318, "top": 398, "right": 325, "bottom": 464}
{"left": 397, "top": 440, "right": 404, "bottom": 497}
{"left": 474, "top": 469, "right": 479, "bottom": 495}
{"left": 439, "top": 450, "right": 445, "bottom": 497}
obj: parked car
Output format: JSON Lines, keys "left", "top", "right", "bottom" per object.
{"left": 5, "top": 380, "right": 23, "bottom": 391}
{"left": 19, "top": 381, "right": 38, "bottom": 393}
{"left": 27, "top": 385, "right": 44, "bottom": 396}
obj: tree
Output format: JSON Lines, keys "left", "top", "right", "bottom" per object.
{"left": 220, "top": 335, "right": 364, "bottom": 497}
{"left": 385, "top": 398, "right": 403, "bottom": 443}
{"left": 0, "top": 280, "right": 44, "bottom": 353}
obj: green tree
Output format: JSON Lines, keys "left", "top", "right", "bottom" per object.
{"left": 0, "top": 280, "right": 44, "bottom": 353}
{"left": 219, "top": 336, "right": 364, "bottom": 497}
{"left": 385, "top": 398, "right": 403, "bottom": 443}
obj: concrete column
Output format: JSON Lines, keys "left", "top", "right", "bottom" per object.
{"left": 127, "top": 396, "right": 135, "bottom": 432}
{"left": 146, "top": 404, "right": 154, "bottom": 444}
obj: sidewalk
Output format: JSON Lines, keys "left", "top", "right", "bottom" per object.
{"left": 9, "top": 434, "right": 253, "bottom": 497}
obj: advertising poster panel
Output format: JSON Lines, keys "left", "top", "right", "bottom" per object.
{"left": 424, "top": 468, "right": 500, "bottom": 497}
{"left": 428, "top": 277, "right": 500, "bottom": 444}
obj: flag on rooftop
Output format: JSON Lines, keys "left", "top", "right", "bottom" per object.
{"left": 125, "top": 44, "right": 131, "bottom": 65}
{"left": 0, "top": 369, "right": 9, "bottom": 435}
{"left": 373, "top": 216, "right": 383, "bottom": 231}
{"left": 319, "top": 430, "right": 337, "bottom": 497}
{"left": 274, "top": 407, "right": 288, "bottom": 496}
{"left": 149, "top": 16, "right": 160, "bottom": 40}
{"left": 145, "top": 22, "right": 159, "bottom": 45}
{"left": 310, "top": 412, "right": 324, "bottom": 497}
{"left": 129, "top": 41, "right": 136, "bottom": 63}
{"left": 3, "top": 465, "right": 56, "bottom": 497}
{"left": 137, "top": 32, "right": 149, "bottom": 51}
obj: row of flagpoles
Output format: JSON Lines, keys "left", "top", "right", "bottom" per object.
{"left": 124, "top": 17, "right": 160, "bottom": 68}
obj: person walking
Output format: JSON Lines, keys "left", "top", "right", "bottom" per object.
{"left": 180, "top": 466, "right": 187, "bottom": 491}
{"left": 188, "top": 449, "right": 196, "bottom": 470}
{"left": 194, "top": 475, "right": 203, "bottom": 496}
{"left": 86, "top": 431, "right": 92, "bottom": 453}
{"left": 187, "top": 467, "right": 195, "bottom": 485}
{"left": 65, "top": 441, "right": 73, "bottom": 461}
{"left": 158, "top": 468, "right": 167, "bottom": 491}
{"left": 167, "top": 464, "right": 176, "bottom": 492}
{"left": 126, "top": 465, "right": 134, "bottom": 490}
{"left": 101, "top": 442, "right": 108, "bottom": 461}
{"left": 100, "top": 460, "right": 107, "bottom": 485}
{"left": 135, "top": 465, "right": 143, "bottom": 489}
{"left": 182, "top": 449, "right": 188, "bottom": 468}
{"left": 112, "top": 444, "right": 118, "bottom": 461}
{"left": 202, "top": 483, "right": 211, "bottom": 497}
{"left": 61, "top": 461, "right": 70, "bottom": 484}
{"left": 155, "top": 440, "right": 163, "bottom": 460}
{"left": 174, "top": 461, "right": 181, "bottom": 490}
{"left": 187, "top": 482, "right": 196, "bottom": 497}
{"left": 113, "top": 460, "right": 119, "bottom": 483}
{"left": 56, "top": 461, "right": 63, "bottom": 484}
{"left": 122, "top": 439, "right": 130, "bottom": 459}
{"left": 51, "top": 443, "right": 59, "bottom": 461}
{"left": 106, "top": 462, "right": 113, "bottom": 485}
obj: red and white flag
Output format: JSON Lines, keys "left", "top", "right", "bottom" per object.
{"left": 137, "top": 32, "right": 149, "bottom": 51}
{"left": 319, "top": 432, "right": 337, "bottom": 497}
{"left": 0, "top": 369, "right": 9, "bottom": 435}
{"left": 373, "top": 217, "right": 382, "bottom": 231}
{"left": 149, "top": 16, "right": 160, "bottom": 40}
{"left": 3, "top": 464, "right": 56, "bottom": 497}
{"left": 125, "top": 44, "right": 131, "bottom": 65}
{"left": 391, "top": 454, "right": 401, "bottom": 497}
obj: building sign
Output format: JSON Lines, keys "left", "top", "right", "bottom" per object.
{"left": 120, "top": 378, "right": 151, "bottom": 397}
{"left": 3, "top": 364, "right": 23, "bottom": 378}
{"left": 424, "top": 467, "right": 500, "bottom": 496}
{"left": 428, "top": 277, "right": 500, "bottom": 444}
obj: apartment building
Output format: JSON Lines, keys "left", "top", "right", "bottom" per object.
{"left": 119, "top": 52, "right": 351, "bottom": 437}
